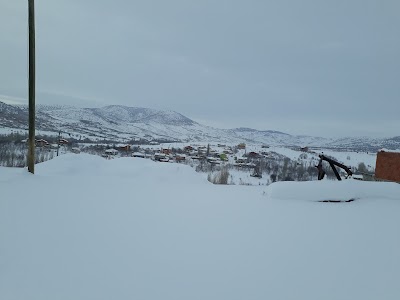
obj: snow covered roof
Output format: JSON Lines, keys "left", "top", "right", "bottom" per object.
{"left": 379, "top": 148, "right": 400, "bottom": 153}
{"left": 132, "top": 152, "right": 145, "bottom": 157}
{"left": 105, "top": 149, "right": 118, "bottom": 154}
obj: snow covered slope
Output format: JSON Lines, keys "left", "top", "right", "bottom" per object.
{"left": 1, "top": 100, "right": 327, "bottom": 145}
{"left": 1, "top": 100, "right": 400, "bottom": 149}
{"left": 1, "top": 154, "right": 400, "bottom": 300}
{"left": 0, "top": 102, "right": 40, "bottom": 129}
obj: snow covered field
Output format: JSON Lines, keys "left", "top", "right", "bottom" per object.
{"left": 266, "top": 146, "right": 377, "bottom": 170}
{"left": 1, "top": 154, "right": 400, "bottom": 300}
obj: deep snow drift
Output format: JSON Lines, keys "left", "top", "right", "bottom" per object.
{"left": 1, "top": 154, "right": 400, "bottom": 300}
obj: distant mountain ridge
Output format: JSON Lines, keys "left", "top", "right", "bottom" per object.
{"left": 1, "top": 100, "right": 399, "bottom": 150}
{"left": 231, "top": 127, "right": 290, "bottom": 136}
{"left": 90, "top": 105, "right": 197, "bottom": 126}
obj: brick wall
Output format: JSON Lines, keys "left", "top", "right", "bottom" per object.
{"left": 375, "top": 151, "right": 400, "bottom": 183}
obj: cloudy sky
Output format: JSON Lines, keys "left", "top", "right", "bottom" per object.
{"left": 1, "top": 0, "right": 399, "bottom": 138}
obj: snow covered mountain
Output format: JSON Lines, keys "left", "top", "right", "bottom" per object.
{"left": 1, "top": 101, "right": 399, "bottom": 149}
{"left": 0, "top": 101, "right": 56, "bottom": 131}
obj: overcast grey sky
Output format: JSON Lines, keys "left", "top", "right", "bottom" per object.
{"left": 1, "top": 0, "right": 399, "bottom": 137}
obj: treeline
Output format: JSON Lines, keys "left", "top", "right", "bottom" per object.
{"left": 0, "top": 133, "right": 67, "bottom": 167}
{"left": 0, "top": 142, "right": 56, "bottom": 167}
{"left": 194, "top": 154, "right": 346, "bottom": 185}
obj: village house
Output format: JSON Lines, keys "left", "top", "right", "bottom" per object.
{"left": 235, "top": 157, "right": 247, "bottom": 164}
{"left": 58, "top": 138, "right": 69, "bottom": 145}
{"left": 103, "top": 149, "right": 118, "bottom": 157}
{"left": 207, "top": 157, "right": 220, "bottom": 165}
{"left": 219, "top": 153, "right": 228, "bottom": 161}
{"left": 118, "top": 145, "right": 131, "bottom": 152}
{"left": 375, "top": 150, "right": 400, "bottom": 183}
{"left": 35, "top": 139, "right": 49, "bottom": 147}
{"left": 154, "top": 153, "right": 169, "bottom": 162}
{"left": 161, "top": 148, "right": 171, "bottom": 155}
{"left": 71, "top": 147, "right": 81, "bottom": 154}
{"left": 132, "top": 152, "right": 146, "bottom": 158}
{"left": 184, "top": 145, "right": 194, "bottom": 152}
{"left": 175, "top": 154, "right": 186, "bottom": 162}
{"left": 300, "top": 146, "right": 309, "bottom": 152}
{"left": 223, "top": 149, "right": 233, "bottom": 155}
{"left": 247, "top": 151, "right": 260, "bottom": 159}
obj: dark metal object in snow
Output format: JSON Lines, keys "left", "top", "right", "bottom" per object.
{"left": 318, "top": 198, "right": 356, "bottom": 203}
{"left": 316, "top": 155, "right": 353, "bottom": 181}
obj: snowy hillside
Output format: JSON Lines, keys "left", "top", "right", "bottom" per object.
{"left": 0, "top": 101, "right": 28, "bottom": 128}
{"left": 1, "top": 100, "right": 400, "bottom": 149}
{"left": 91, "top": 105, "right": 196, "bottom": 126}
{"left": 0, "top": 101, "right": 55, "bottom": 131}
{"left": 326, "top": 135, "right": 400, "bottom": 150}
{"left": 1, "top": 101, "right": 328, "bottom": 145}
{"left": 228, "top": 127, "right": 334, "bottom": 146}
{"left": 1, "top": 154, "right": 400, "bottom": 300}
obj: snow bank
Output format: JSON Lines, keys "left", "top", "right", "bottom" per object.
{"left": 34, "top": 153, "right": 209, "bottom": 185}
{"left": 0, "top": 165, "right": 29, "bottom": 183}
{"left": 1, "top": 154, "right": 400, "bottom": 300}
{"left": 267, "top": 179, "right": 400, "bottom": 202}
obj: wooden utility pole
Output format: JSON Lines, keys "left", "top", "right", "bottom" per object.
{"left": 57, "top": 131, "right": 61, "bottom": 156}
{"left": 27, "top": 0, "right": 36, "bottom": 174}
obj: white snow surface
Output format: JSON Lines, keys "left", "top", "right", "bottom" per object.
{"left": 1, "top": 154, "right": 400, "bottom": 300}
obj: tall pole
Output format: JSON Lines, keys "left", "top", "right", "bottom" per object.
{"left": 57, "top": 131, "right": 61, "bottom": 156}
{"left": 28, "top": 0, "right": 36, "bottom": 174}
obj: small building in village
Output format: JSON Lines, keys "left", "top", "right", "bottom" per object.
{"left": 132, "top": 152, "right": 146, "bottom": 158}
{"left": 175, "top": 154, "right": 186, "bottom": 162}
{"left": 35, "top": 139, "right": 49, "bottom": 147}
{"left": 71, "top": 147, "right": 81, "bottom": 154}
{"left": 58, "top": 138, "right": 69, "bottom": 145}
{"left": 184, "top": 145, "right": 194, "bottom": 152}
{"left": 235, "top": 157, "right": 247, "bottom": 164}
{"left": 154, "top": 153, "right": 169, "bottom": 162}
{"left": 375, "top": 150, "right": 400, "bottom": 183}
{"left": 162, "top": 148, "right": 171, "bottom": 155}
{"left": 118, "top": 145, "right": 131, "bottom": 152}
{"left": 104, "top": 149, "right": 118, "bottom": 156}
{"left": 247, "top": 151, "right": 260, "bottom": 158}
